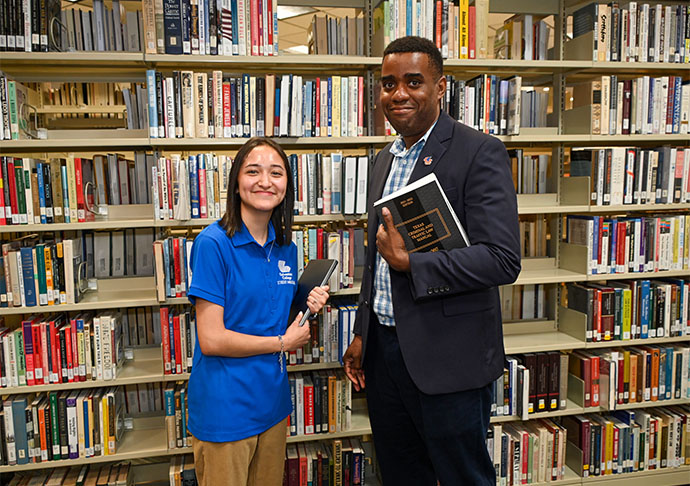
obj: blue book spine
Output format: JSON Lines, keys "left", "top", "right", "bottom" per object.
{"left": 304, "top": 81, "right": 312, "bottom": 137}
{"left": 19, "top": 247, "right": 35, "bottom": 306}
{"left": 82, "top": 396, "right": 90, "bottom": 454}
{"left": 229, "top": 78, "right": 237, "bottom": 135}
{"left": 489, "top": 75, "right": 497, "bottom": 134}
{"left": 406, "top": 0, "right": 412, "bottom": 36}
{"left": 181, "top": 0, "right": 190, "bottom": 54}
{"left": 0, "top": 255, "right": 7, "bottom": 307}
{"left": 12, "top": 397, "right": 29, "bottom": 465}
{"left": 647, "top": 81, "right": 654, "bottom": 130}
{"left": 162, "top": 238, "right": 171, "bottom": 298}
{"left": 327, "top": 77, "right": 333, "bottom": 136}
{"left": 162, "top": 0, "right": 183, "bottom": 54}
{"left": 665, "top": 347, "right": 673, "bottom": 399}
{"left": 289, "top": 154, "right": 298, "bottom": 215}
{"left": 180, "top": 386, "right": 187, "bottom": 445}
{"left": 331, "top": 154, "right": 341, "bottom": 213}
{"left": 60, "top": 165, "right": 70, "bottom": 223}
{"left": 231, "top": 0, "right": 238, "bottom": 53}
{"left": 146, "top": 70, "right": 159, "bottom": 138}
{"left": 640, "top": 280, "right": 651, "bottom": 338}
{"left": 36, "top": 162, "right": 47, "bottom": 224}
{"left": 204, "top": 0, "right": 210, "bottom": 53}
{"left": 672, "top": 77, "right": 682, "bottom": 133}
{"left": 308, "top": 228, "right": 317, "bottom": 261}
{"left": 273, "top": 0, "right": 279, "bottom": 54}
{"left": 338, "top": 307, "right": 345, "bottom": 364}
{"left": 164, "top": 386, "right": 175, "bottom": 417}
{"left": 243, "top": 74, "right": 250, "bottom": 136}
{"left": 592, "top": 216, "right": 600, "bottom": 275}
{"left": 189, "top": 156, "right": 200, "bottom": 218}
{"left": 274, "top": 85, "right": 280, "bottom": 137}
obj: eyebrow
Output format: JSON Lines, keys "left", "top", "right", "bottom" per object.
{"left": 381, "top": 72, "right": 424, "bottom": 81}
{"left": 244, "top": 163, "right": 285, "bottom": 169}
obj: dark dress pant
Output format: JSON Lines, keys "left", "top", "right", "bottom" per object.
{"left": 364, "top": 319, "right": 495, "bottom": 486}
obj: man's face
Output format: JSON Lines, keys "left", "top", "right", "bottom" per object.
{"left": 380, "top": 52, "right": 445, "bottom": 144}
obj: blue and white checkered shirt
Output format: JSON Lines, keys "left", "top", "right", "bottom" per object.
{"left": 373, "top": 120, "right": 437, "bottom": 327}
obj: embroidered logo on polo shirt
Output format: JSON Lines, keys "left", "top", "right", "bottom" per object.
{"left": 277, "top": 260, "right": 295, "bottom": 285}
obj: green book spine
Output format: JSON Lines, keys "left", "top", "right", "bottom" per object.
{"left": 7, "top": 80, "right": 18, "bottom": 140}
{"left": 35, "top": 243, "right": 47, "bottom": 305}
{"left": 49, "top": 392, "right": 60, "bottom": 460}
{"left": 14, "top": 163, "right": 26, "bottom": 222}
{"left": 14, "top": 328, "right": 26, "bottom": 386}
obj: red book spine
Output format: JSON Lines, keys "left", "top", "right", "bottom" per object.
{"left": 316, "top": 229, "right": 323, "bottom": 259}
{"left": 0, "top": 159, "right": 6, "bottom": 225}
{"left": 304, "top": 384, "right": 314, "bottom": 435}
{"left": 31, "top": 321, "right": 42, "bottom": 385}
{"left": 266, "top": 0, "right": 273, "bottom": 54}
{"left": 617, "top": 355, "right": 625, "bottom": 404}
{"left": 173, "top": 314, "right": 182, "bottom": 374}
{"left": 257, "top": 0, "right": 264, "bottom": 55}
{"left": 198, "top": 166, "right": 208, "bottom": 219}
{"left": 160, "top": 307, "right": 171, "bottom": 374}
{"left": 49, "top": 320, "right": 60, "bottom": 383}
{"left": 7, "top": 159, "right": 18, "bottom": 224}
{"left": 314, "top": 78, "right": 320, "bottom": 134}
{"left": 223, "top": 82, "right": 231, "bottom": 135}
{"left": 593, "top": 289, "right": 602, "bottom": 342}
{"left": 435, "top": 1, "right": 442, "bottom": 49}
{"left": 173, "top": 238, "right": 182, "bottom": 297}
{"left": 64, "top": 323, "right": 74, "bottom": 383}
{"left": 251, "top": 0, "right": 259, "bottom": 55}
{"left": 40, "top": 322, "right": 49, "bottom": 384}
{"left": 22, "top": 320, "right": 35, "bottom": 386}
{"left": 612, "top": 426, "right": 619, "bottom": 470}
{"left": 665, "top": 76, "right": 675, "bottom": 134}
{"left": 617, "top": 223, "right": 626, "bottom": 271}
{"left": 522, "top": 432, "right": 529, "bottom": 483}
{"left": 166, "top": 157, "right": 173, "bottom": 218}
{"left": 75, "top": 158, "right": 86, "bottom": 222}
{"left": 468, "top": 5, "right": 476, "bottom": 59}
{"left": 590, "top": 355, "right": 600, "bottom": 407}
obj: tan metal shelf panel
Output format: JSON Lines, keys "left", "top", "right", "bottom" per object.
{"left": 146, "top": 54, "right": 379, "bottom": 71}
{"left": 584, "top": 335, "right": 690, "bottom": 349}
{"left": 490, "top": 399, "right": 585, "bottom": 424}
{"left": 515, "top": 258, "right": 585, "bottom": 286}
{"left": 0, "top": 137, "right": 151, "bottom": 151}
{"left": 286, "top": 362, "right": 343, "bottom": 372}
{"left": 331, "top": 285, "right": 361, "bottom": 296}
{"left": 504, "top": 331, "right": 585, "bottom": 354}
{"left": 580, "top": 465, "right": 690, "bottom": 486}
{"left": 149, "top": 136, "right": 392, "bottom": 148}
{"left": 286, "top": 407, "right": 371, "bottom": 444}
{"left": 518, "top": 193, "right": 590, "bottom": 214}
{"left": 588, "top": 203, "right": 690, "bottom": 213}
{"left": 0, "top": 219, "right": 160, "bottom": 233}
{"left": 587, "top": 269, "right": 690, "bottom": 282}
{"left": 294, "top": 214, "right": 367, "bottom": 223}
{"left": 0, "top": 52, "right": 145, "bottom": 66}
{"left": 610, "top": 397, "right": 690, "bottom": 412}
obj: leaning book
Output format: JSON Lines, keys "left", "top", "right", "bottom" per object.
{"left": 374, "top": 173, "right": 470, "bottom": 252}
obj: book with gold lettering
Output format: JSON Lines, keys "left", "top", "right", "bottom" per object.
{"left": 374, "top": 173, "right": 469, "bottom": 253}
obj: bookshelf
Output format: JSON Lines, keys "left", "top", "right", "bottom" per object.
{"left": 1, "top": 0, "right": 689, "bottom": 484}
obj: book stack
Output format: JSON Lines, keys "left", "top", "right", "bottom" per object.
{"left": 160, "top": 306, "right": 196, "bottom": 376}
{"left": 500, "top": 284, "right": 547, "bottom": 321}
{"left": 562, "top": 406, "right": 690, "bottom": 478}
{"left": 122, "top": 306, "right": 163, "bottom": 347}
{"left": 565, "top": 214, "right": 690, "bottom": 275}
{"left": 151, "top": 153, "right": 227, "bottom": 221}
{"left": 0, "top": 387, "right": 125, "bottom": 465}
{"left": 168, "top": 455, "right": 198, "bottom": 486}
{"left": 494, "top": 14, "right": 552, "bottom": 61}
{"left": 372, "top": 0, "right": 491, "bottom": 60}
{"left": 153, "top": 236, "right": 193, "bottom": 302}
{"left": 568, "top": 3, "right": 690, "bottom": 63}
{"left": 494, "top": 352, "right": 569, "bottom": 419}
{"left": 0, "top": 0, "right": 142, "bottom": 53}
{"left": 567, "top": 77, "right": 690, "bottom": 135}
{"left": 285, "top": 439, "right": 367, "bottom": 486}
{"left": 288, "top": 303, "right": 359, "bottom": 367}
{"left": 164, "top": 381, "right": 189, "bottom": 450}
{"left": 566, "top": 280, "right": 690, "bottom": 343}
{"left": 509, "top": 150, "right": 551, "bottom": 195}
{"left": 7, "top": 463, "right": 132, "bottom": 486}
{"left": 307, "top": 14, "right": 365, "bottom": 56}
{"left": 142, "top": 0, "right": 278, "bottom": 56}
{"left": 145, "top": 71, "right": 366, "bottom": 139}
{"left": 288, "top": 370, "right": 352, "bottom": 438}
{"left": 487, "top": 419, "right": 569, "bottom": 485}
{"left": 442, "top": 74, "right": 523, "bottom": 135}
{"left": 519, "top": 217, "right": 550, "bottom": 258}
{"left": 124, "top": 382, "right": 164, "bottom": 416}
{"left": 288, "top": 153, "right": 369, "bottom": 217}
{"left": 0, "top": 311, "right": 125, "bottom": 388}
{"left": 570, "top": 147, "right": 690, "bottom": 206}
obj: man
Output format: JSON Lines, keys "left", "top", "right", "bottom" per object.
{"left": 342, "top": 36, "right": 521, "bottom": 485}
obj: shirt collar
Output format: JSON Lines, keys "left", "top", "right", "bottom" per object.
{"left": 231, "top": 220, "right": 277, "bottom": 248}
{"left": 390, "top": 117, "right": 439, "bottom": 158}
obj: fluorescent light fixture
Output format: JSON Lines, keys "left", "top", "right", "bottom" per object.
{"left": 277, "top": 6, "right": 315, "bottom": 20}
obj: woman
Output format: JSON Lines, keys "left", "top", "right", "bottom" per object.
{"left": 186, "top": 137, "right": 329, "bottom": 486}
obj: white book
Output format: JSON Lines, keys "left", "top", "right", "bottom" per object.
{"left": 110, "top": 230, "right": 125, "bottom": 277}
{"left": 93, "top": 232, "right": 111, "bottom": 278}
{"left": 355, "top": 156, "right": 368, "bottom": 214}
{"left": 343, "top": 156, "right": 357, "bottom": 214}
{"left": 93, "top": 316, "right": 103, "bottom": 380}
{"left": 101, "top": 315, "right": 113, "bottom": 380}
{"left": 340, "top": 76, "right": 348, "bottom": 137}
{"left": 610, "top": 147, "right": 626, "bottom": 205}
{"left": 279, "top": 75, "right": 290, "bottom": 136}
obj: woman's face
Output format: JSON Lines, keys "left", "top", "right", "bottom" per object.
{"left": 237, "top": 145, "right": 288, "bottom": 216}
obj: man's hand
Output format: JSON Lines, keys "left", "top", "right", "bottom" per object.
{"left": 342, "top": 335, "right": 366, "bottom": 391}
{"left": 376, "top": 207, "right": 411, "bottom": 272}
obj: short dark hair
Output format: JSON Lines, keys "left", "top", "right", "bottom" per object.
{"left": 383, "top": 36, "right": 444, "bottom": 79}
{"left": 219, "top": 137, "right": 294, "bottom": 246}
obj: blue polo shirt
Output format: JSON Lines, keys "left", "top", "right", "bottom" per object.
{"left": 186, "top": 220, "right": 297, "bottom": 442}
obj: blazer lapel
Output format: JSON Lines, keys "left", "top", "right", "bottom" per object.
{"left": 408, "top": 112, "right": 454, "bottom": 183}
{"left": 369, "top": 148, "right": 394, "bottom": 228}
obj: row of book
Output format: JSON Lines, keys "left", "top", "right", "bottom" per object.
{"left": 0, "top": 387, "right": 124, "bottom": 466}
{"left": 569, "top": 346, "right": 689, "bottom": 409}
{"left": 145, "top": 71, "right": 366, "bottom": 139}
{"left": 284, "top": 439, "right": 368, "bottom": 486}
{"left": 440, "top": 74, "right": 522, "bottom": 135}
{"left": 372, "top": 0, "right": 491, "bottom": 60}
{"left": 565, "top": 279, "right": 690, "bottom": 342}
{"left": 9, "top": 463, "right": 133, "bottom": 486}
{"left": 93, "top": 229, "right": 156, "bottom": 279}
{"left": 289, "top": 153, "right": 369, "bottom": 217}
{"left": 143, "top": 0, "right": 278, "bottom": 56}
{"left": 519, "top": 216, "right": 549, "bottom": 259}
{"left": 0, "top": 75, "right": 36, "bottom": 141}
{"left": 570, "top": 146, "right": 690, "bottom": 206}
{"left": 0, "top": 311, "right": 125, "bottom": 389}
{"left": 488, "top": 419, "right": 569, "bottom": 485}
{"left": 293, "top": 228, "right": 365, "bottom": 292}
{"left": 152, "top": 153, "right": 226, "bottom": 221}
{"left": 562, "top": 406, "right": 690, "bottom": 478}
{"left": 571, "top": 3, "right": 690, "bottom": 64}
{"left": 565, "top": 214, "right": 690, "bottom": 275}
{"left": 509, "top": 150, "right": 550, "bottom": 195}
{"left": 494, "top": 14, "right": 553, "bottom": 61}
{"left": 500, "top": 284, "right": 547, "bottom": 321}
{"left": 169, "top": 455, "right": 197, "bottom": 486}
{"left": 307, "top": 14, "right": 365, "bottom": 57}
{"left": 160, "top": 307, "right": 195, "bottom": 376}
{"left": 124, "top": 382, "right": 164, "bottom": 416}
{"left": 495, "top": 352, "right": 569, "bottom": 419}
{"left": 122, "top": 306, "right": 163, "bottom": 347}
{"left": 569, "top": 76, "right": 690, "bottom": 136}
{"left": 288, "top": 371, "right": 353, "bottom": 438}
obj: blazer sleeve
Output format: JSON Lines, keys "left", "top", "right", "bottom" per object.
{"left": 407, "top": 135, "right": 521, "bottom": 299}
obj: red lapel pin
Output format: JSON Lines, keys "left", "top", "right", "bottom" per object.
{"left": 423, "top": 156, "right": 433, "bottom": 166}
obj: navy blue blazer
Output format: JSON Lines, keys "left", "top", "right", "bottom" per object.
{"left": 353, "top": 111, "right": 521, "bottom": 395}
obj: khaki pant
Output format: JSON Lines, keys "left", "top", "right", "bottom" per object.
{"left": 192, "top": 417, "right": 288, "bottom": 486}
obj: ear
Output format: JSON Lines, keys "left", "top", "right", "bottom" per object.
{"left": 437, "top": 75, "right": 447, "bottom": 101}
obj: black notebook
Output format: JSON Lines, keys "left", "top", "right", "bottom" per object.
{"left": 288, "top": 259, "right": 338, "bottom": 326}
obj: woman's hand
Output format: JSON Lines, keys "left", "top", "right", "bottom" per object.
{"left": 282, "top": 313, "right": 311, "bottom": 351}
{"left": 306, "top": 285, "right": 330, "bottom": 314}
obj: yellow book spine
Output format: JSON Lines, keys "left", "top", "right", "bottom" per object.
{"left": 459, "top": 0, "right": 469, "bottom": 59}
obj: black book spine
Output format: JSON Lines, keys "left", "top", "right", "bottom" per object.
{"left": 315, "top": 153, "right": 322, "bottom": 215}
{"left": 43, "top": 406, "right": 52, "bottom": 461}
{"left": 30, "top": 0, "right": 39, "bottom": 51}
{"left": 180, "top": 0, "right": 190, "bottom": 54}
{"left": 208, "top": 0, "right": 217, "bottom": 55}
{"left": 207, "top": 75, "right": 214, "bottom": 137}
{"left": 257, "top": 76, "right": 265, "bottom": 137}
{"left": 155, "top": 72, "right": 165, "bottom": 137}
{"left": 162, "top": 0, "right": 182, "bottom": 55}
{"left": 57, "top": 393, "right": 68, "bottom": 456}
{"left": 173, "top": 71, "right": 183, "bottom": 138}
{"left": 59, "top": 327, "right": 68, "bottom": 382}
{"left": 0, "top": 0, "right": 7, "bottom": 52}
{"left": 45, "top": 321, "right": 53, "bottom": 381}
{"left": 43, "top": 163, "right": 53, "bottom": 223}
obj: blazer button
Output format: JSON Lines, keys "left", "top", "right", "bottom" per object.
{"left": 433, "top": 287, "right": 439, "bottom": 293}
{"left": 427, "top": 288, "right": 433, "bottom": 295}
{"left": 444, "top": 285, "right": 450, "bottom": 292}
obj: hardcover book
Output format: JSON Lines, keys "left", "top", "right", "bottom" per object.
{"left": 373, "top": 173, "right": 469, "bottom": 253}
